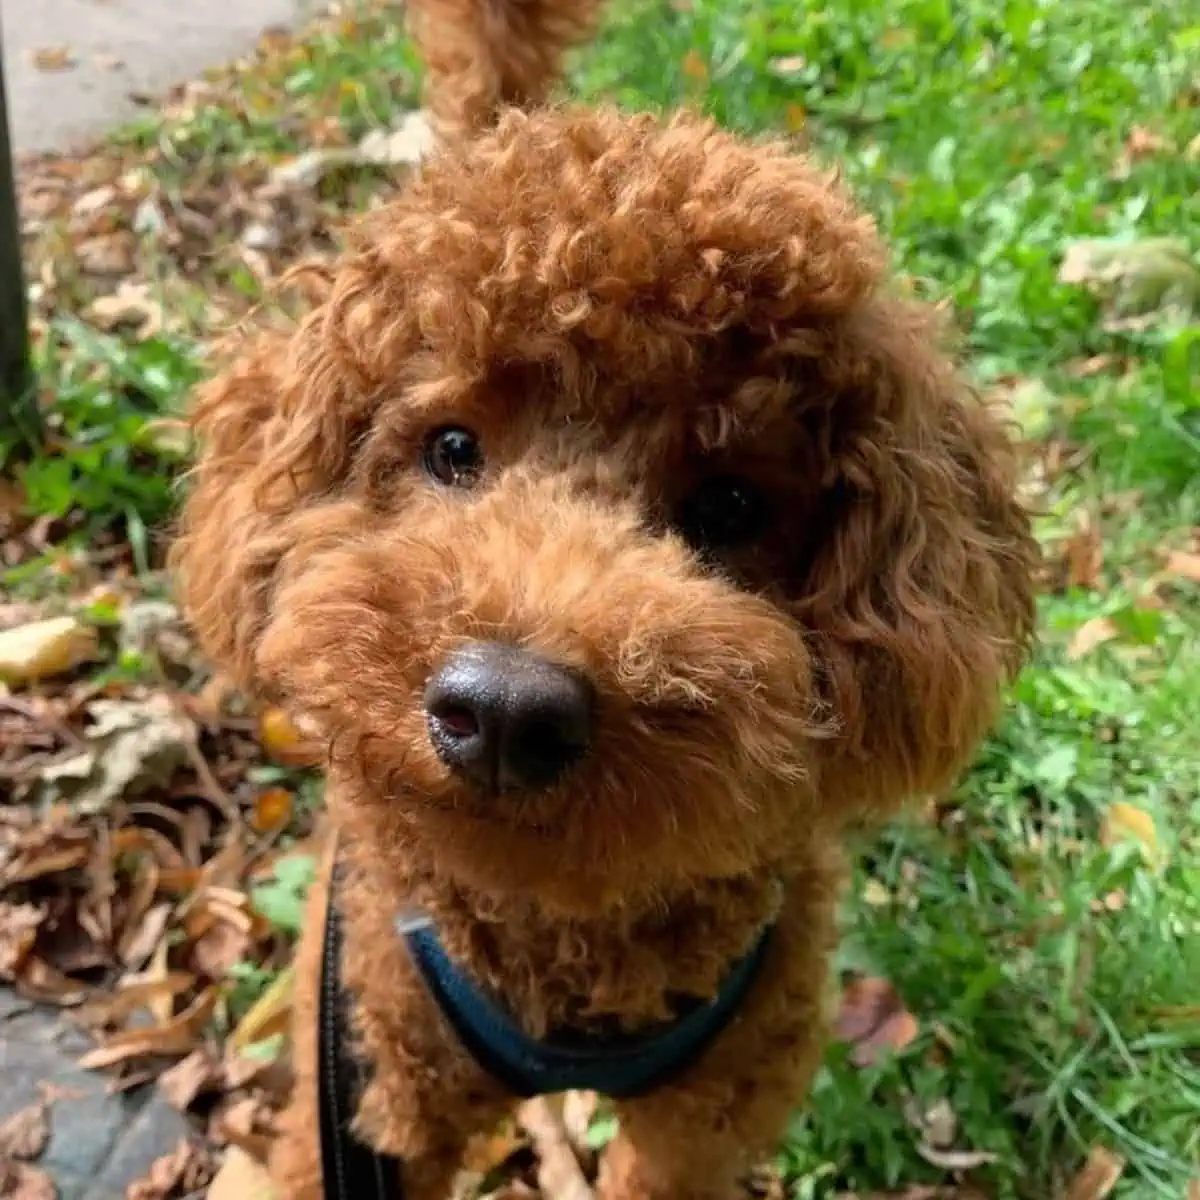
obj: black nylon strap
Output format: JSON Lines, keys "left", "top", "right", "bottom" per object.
{"left": 318, "top": 870, "right": 403, "bottom": 1200}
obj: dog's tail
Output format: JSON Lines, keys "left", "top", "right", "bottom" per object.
{"left": 405, "top": 0, "right": 606, "bottom": 139}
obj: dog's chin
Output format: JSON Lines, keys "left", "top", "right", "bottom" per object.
{"left": 385, "top": 768, "right": 800, "bottom": 915}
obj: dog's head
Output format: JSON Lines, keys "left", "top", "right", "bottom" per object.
{"left": 174, "top": 109, "right": 1036, "bottom": 912}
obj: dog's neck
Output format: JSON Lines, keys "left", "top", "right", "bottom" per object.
{"left": 345, "top": 834, "right": 792, "bottom": 1038}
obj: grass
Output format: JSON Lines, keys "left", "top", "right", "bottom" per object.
{"left": 6, "top": 0, "right": 1199, "bottom": 1196}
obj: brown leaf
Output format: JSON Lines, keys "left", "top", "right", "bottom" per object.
{"left": 517, "top": 1097, "right": 594, "bottom": 1200}
{"left": 903, "top": 1096, "right": 957, "bottom": 1150}
{"left": 118, "top": 903, "right": 172, "bottom": 971}
{"left": 0, "top": 1103, "right": 50, "bottom": 1161}
{"left": 1100, "top": 802, "right": 1165, "bottom": 869}
{"left": 832, "top": 976, "right": 919, "bottom": 1067}
{"left": 1112, "top": 125, "right": 1168, "bottom": 179}
{"left": 680, "top": 49, "right": 709, "bottom": 83}
{"left": 157, "top": 1048, "right": 222, "bottom": 1112}
{"left": 0, "top": 836, "right": 91, "bottom": 888}
{"left": 257, "top": 707, "right": 319, "bottom": 766}
{"left": 916, "top": 1144, "right": 999, "bottom": 1170}
{"left": 1066, "top": 616, "right": 1118, "bottom": 661}
{"left": 0, "top": 905, "right": 44, "bottom": 981}
{"left": 28, "top": 46, "right": 76, "bottom": 71}
{"left": 77, "top": 987, "right": 218, "bottom": 1071}
{"left": 1164, "top": 550, "right": 1200, "bottom": 583}
{"left": 191, "top": 919, "right": 252, "bottom": 979}
{"left": 125, "top": 1138, "right": 214, "bottom": 1200}
{"left": 0, "top": 1160, "right": 57, "bottom": 1199}
{"left": 1064, "top": 515, "right": 1103, "bottom": 590}
{"left": 767, "top": 55, "right": 807, "bottom": 77}
{"left": 85, "top": 282, "right": 162, "bottom": 337}
{"left": 74, "top": 233, "right": 136, "bottom": 276}
{"left": 250, "top": 787, "right": 293, "bottom": 835}
{"left": 206, "top": 1146, "right": 274, "bottom": 1200}
{"left": 11, "top": 957, "right": 90, "bottom": 1006}
{"left": 0, "top": 618, "right": 98, "bottom": 687}
{"left": 1066, "top": 1144, "right": 1126, "bottom": 1200}
{"left": 72, "top": 973, "right": 194, "bottom": 1031}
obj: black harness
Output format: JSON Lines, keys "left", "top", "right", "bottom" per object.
{"left": 317, "top": 867, "right": 772, "bottom": 1200}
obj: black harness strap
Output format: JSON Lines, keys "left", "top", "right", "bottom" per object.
{"left": 318, "top": 870, "right": 403, "bottom": 1200}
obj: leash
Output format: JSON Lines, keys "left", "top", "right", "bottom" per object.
{"left": 317, "top": 860, "right": 773, "bottom": 1200}
{"left": 318, "top": 868, "right": 402, "bottom": 1199}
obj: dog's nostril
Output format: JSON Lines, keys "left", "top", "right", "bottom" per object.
{"left": 423, "top": 641, "right": 595, "bottom": 793}
{"left": 431, "top": 704, "right": 479, "bottom": 739}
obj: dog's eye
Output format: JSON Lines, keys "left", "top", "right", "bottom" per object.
{"left": 676, "top": 475, "right": 768, "bottom": 552}
{"left": 422, "top": 426, "right": 483, "bottom": 488}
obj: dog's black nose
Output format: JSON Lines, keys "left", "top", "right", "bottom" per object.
{"left": 424, "top": 642, "right": 595, "bottom": 792}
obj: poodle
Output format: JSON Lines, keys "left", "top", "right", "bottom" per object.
{"left": 172, "top": 0, "right": 1038, "bottom": 1195}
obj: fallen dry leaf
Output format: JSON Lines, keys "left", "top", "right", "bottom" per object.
{"left": 833, "top": 975, "right": 920, "bottom": 1067}
{"left": 0, "top": 904, "right": 44, "bottom": 981}
{"left": 767, "top": 55, "right": 808, "bottom": 77}
{"left": 72, "top": 973, "right": 195, "bottom": 1031}
{"left": 1058, "top": 237, "right": 1200, "bottom": 331}
{"left": 1066, "top": 1144, "right": 1126, "bottom": 1200}
{"left": 191, "top": 918, "right": 253, "bottom": 979}
{"left": 251, "top": 787, "right": 293, "bottom": 835}
{"left": 0, "top": 1102, "right": 50, "bottom": 1161}
{"left": 1067, "top": 616, "right": 1119, "bottom": 661}
{"left": 1111, "top": 125, "right": 1168, "bottom": 180}
{"left": 206, "top": 1145, "right": 275, "bottom": 1200}
{"left": 357, "top": 110, "right": 435, "bottom": 167}
{"left": 0, "top": 1160, "right": 57, "bottom": 1200}
{"left": 77, "top": 987, "right": 218, "bottom": 1071}
{"left": 1100, "top": 801, "right": 1166, "bottom": 869}
{"left": 680, "top": 49, "right": 709, "bottom": 83}
{"left": 33, "top": 694, "right": 195, "bottom": 814}
{"left": 915, "top": 1144, "right": 999, "bottom": 1171}
{"left": 1064, "top": 515, "right": 1104, "bottom": 590}
{"left": 157, "top": 1047, "right": 223, "bottom": 1111}
{"left": 257, "top": 707, "right": 319, "bottom": 766}
{"left": 518, "top": 1097, "right": 594, "bottom": 1200}
{"left": 28, "top": 46, "right": 76, "bottom": 71}
{"left": 125, "top": 1138, "right": 214, "bottom": 1200}
{"left": 85, "top": 280, "right": 163, "bottom": 338}
{"left": 903, "top": 1096, "right": 957, "bottom": 1151}
{"left": 0, "top": 617, "right": 98, "bottom": 687}
{"left": 1164, "top": 550, "right": 1200, "bottom": 583}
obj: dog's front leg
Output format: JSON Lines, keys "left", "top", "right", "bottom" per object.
{"left": 271, "top": 858, "right": 513, "bottom": 1200}
{"left": 597, "top": 883, "right": 836, "bottom": 1200}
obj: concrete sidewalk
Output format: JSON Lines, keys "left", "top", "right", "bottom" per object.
{"left": 1, "top": 0, "right": 308, "bottom": 155}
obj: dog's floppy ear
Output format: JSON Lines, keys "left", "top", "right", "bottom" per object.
{"left": 171, "top": 308, "right": 372, "bottom": 692}
{"left": 795, "top": 296, "right": 1038, "bottom": 817}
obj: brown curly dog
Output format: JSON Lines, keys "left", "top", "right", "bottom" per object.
{"left": 172, "top": 0, "right": 1038, "bottom": 1195}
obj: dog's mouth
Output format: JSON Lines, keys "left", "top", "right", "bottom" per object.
{"left": 403, "top": 782, "right": 564, "bottom": 839}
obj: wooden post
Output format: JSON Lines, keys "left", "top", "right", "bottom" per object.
{"left": 0, "top": 20, "right": 35, "bottom": 456}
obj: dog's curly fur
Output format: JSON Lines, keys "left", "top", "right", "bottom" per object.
{"left": 172, "top": 2, "right": 1038, "bottom": 1195}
